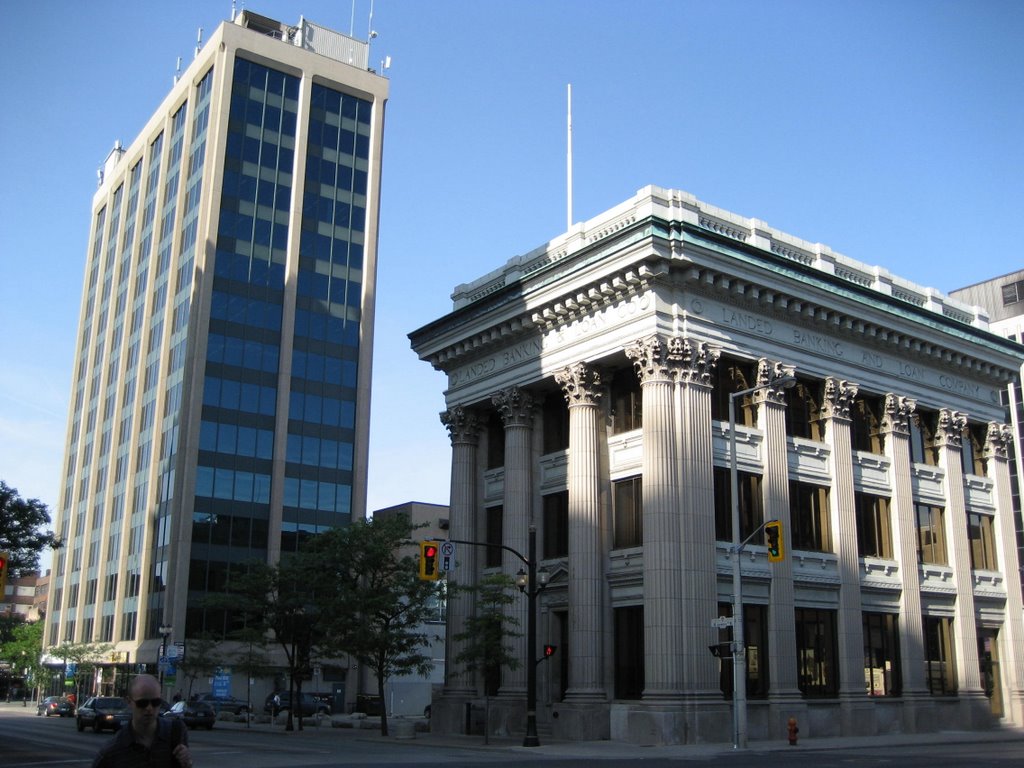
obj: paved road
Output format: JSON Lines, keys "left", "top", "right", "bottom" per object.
{"left": 3, "top": 700, "right": 1024, "bottom": 767}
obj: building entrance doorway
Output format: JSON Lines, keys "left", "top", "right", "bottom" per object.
{"left": 978, "top": 630, "right": 1002, "bottom": 717}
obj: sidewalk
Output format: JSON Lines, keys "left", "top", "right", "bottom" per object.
{"left": 208, "top": 709, "right": 1024, "bottom": 760}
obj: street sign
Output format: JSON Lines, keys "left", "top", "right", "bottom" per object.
{"left": 711, "top": 616, "right": 735, "bottom": 629}
{"left": 440, "top": 541, "right": 455, "bottom": 572}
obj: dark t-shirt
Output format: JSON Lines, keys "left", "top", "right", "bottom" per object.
{"left": 91, "top": 717, "right": 188, "bottom": 768}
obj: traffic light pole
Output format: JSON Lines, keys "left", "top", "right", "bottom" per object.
{"left": 440, "top": 533, "right": 547, "bottom": 747}
{"left": 523, "top": 526, "right": 541, "bottom": 747}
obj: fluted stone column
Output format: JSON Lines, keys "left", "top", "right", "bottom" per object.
{"left": 984, "top": 423, "right": 1024, "bottom": 726}
{"left": 440, "top": 405, "right": 480, "bottom": 696}
{"left": 675, "top": 338, "right": 721, "bottom": 704}
{"left": 821, "top": 377, "right": 870, "bottom": 733}
{"left": 881, "top": 394, "right": 931, "bottom": 728}
{"left": 625, "top": 335, "right": 683, "bottom": 702}
{"left": 492, "top": 386, "right": 535, "bottom": 697}
{"left": 935, "top": 408, "right": 987, "bottom": 723}
{"left": 554, "top": 362, "right": 605, "bottom": 700}
{"left": 753, "top": 362, "right": 803, "bottom": 731}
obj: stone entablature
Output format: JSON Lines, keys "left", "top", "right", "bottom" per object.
{"left": 413, "top": 190, "right": 1020, "bottom": 421}
{"left": 450, "top": 186, "right": 989, "bottom": 329}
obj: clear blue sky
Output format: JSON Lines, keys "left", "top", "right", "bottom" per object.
{"left": 1, "top": 0, "right": 1022, "bottom": 524}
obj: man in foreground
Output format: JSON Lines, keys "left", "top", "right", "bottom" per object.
{"left": 92, "top": 674, "right": 193, "bottom": 768}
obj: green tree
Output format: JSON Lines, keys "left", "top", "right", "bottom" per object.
{"left": 49, "top": 641, "right": 113, "bottom": 702}
{"left": 218, "top": 556, "right": 327, "bottom": 731}
{"left": 451, "top": 573, "right": 521, "bottom": 743}
{"left": 0, "top": 481, "right": 61, "bottom": 575}
{"left": 0, "top": 618, "right": 44, "bottom": 701}
{"left": 175, "top": 632, "right": 224, "bottom": 700}
{"left": 312, "top": 516, "right": 439, "bottom": 737}
{"left": 226, "top": 626, "right": 275, "bottom": 715}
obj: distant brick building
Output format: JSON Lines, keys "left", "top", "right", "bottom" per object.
{"left": 2, "top": 570, "right": 46, "bottom": 622}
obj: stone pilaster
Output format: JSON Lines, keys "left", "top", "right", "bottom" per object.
{"left": 935, "top": 408, "right": 988, "bottom": 724}
{"left": 440, "top": 405, "right": 480, "bottom": 696}
{"left": 984, "top": 422, "right": 1024, "bottom": 726}
{"left": 676, "top": 339, "right": 722, "bottom": 708}
{"left": 881, "top": 394, "right": 932, "bottom": 728}
{"left": 554, "top": 362, "right": 605, "bottom": 701}
{"left": 821, "top": 377, "right": 870, "bottom": 732}
{"left": 492, "top": 386, "right": 535, "bottom": 697}
{"left": 624, "top": 335, "right": 683, "bottom": 701}
{"left": 552, "top": 362, "right": 609, "bottom": 739}
{"left": 751, "top": 362, "right": 802, "bottom": 732}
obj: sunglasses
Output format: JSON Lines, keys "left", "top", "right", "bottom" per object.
{"left": 133, "top": 698, "right": 163, "bottom": 709}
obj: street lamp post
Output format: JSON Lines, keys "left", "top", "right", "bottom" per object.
{"left": 515, "top": 525, "right": 549, "bottom": 748}
{"left": 158, "top": 624, "right": 173, "bottom": 694}
{"left": 728, "top": 375, "right": 794, "bottom": 750}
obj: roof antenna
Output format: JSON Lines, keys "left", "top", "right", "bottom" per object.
{"left": 174, "top": 56, "right": 182, "bottom": 84}
{"left": 231, "top": 0, "right": 237, "bottom": 22}
{"left": 368, "top": 0, "right": 376, "bottom": 42}
{"left": 567, "top": 83, "right": 573, "bottom": 231}
{"left": 195, "top": 27, "right": 203, "bottom": 59}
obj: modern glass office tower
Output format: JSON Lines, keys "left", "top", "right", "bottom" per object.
{"left": 45, "top": 11, "right": 387, "bottom": 689}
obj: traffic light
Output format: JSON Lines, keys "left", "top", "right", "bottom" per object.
{"left": 0, "top": 551, "right": 9, "bottom": 598}
{"left": 543, "top": 645, "right": 557, "bottom": 658}
{"left": 708, "top": 642, "right": 732, "bottom": 658}
{"left": 764, "top": 520, "right": 784, "bottom": 562}
{"left": 419, "top": 541, "right": 440, "bottom": 581}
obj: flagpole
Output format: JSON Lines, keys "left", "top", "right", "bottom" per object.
{"left": 567, "top": 83, "right": 573, "bottom": 231}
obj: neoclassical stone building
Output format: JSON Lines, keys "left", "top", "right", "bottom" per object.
{"left": 409, "top": 186, "right": 1024, "bottom": 745}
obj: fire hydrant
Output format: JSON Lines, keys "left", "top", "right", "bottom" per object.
{"left": 787, "top": 717, "right": 799, "bottom": 746}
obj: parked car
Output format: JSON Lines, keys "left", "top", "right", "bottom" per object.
{"left": 76, "top": 696, "right": 131, "bottom": 732}
{"left": 189, "top": 692, "right": 250, "bottom": 716}
{"left": 163, "top": 700, "right": 216, "bottom": 730}
{"left": 263, "top": 691, "right": 330, "bottom": 717}
{"left": 37, "top": 696, "right": 75, "bottom": 717}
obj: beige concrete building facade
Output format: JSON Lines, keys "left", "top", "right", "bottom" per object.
{"left": 46, "top": 10, "right": 387, "bottom": 699}
{"left": 411, "top": 186, "right": 1024, "bottom": 745}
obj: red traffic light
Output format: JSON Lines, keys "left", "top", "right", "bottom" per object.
{"left": 0, "top": 551, "right": 8, "bottom": 597}
{"left": 419, "top": 541, "right": 441, "bottom": 581}
{"left": 543, "top": 644, "right": 557, "bottom": 657}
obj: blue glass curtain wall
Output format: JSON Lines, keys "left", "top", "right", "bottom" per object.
{"left": 280, "top": 83, "right": 372, "bottom": 554}
{"left": 191, "top": 58, "right": 297, "bottom": 635}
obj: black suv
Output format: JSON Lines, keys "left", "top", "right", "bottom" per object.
{"left": 190, "top": 692, "right": 250, "bottom": 715}
{"left": 264, "top": 691, "right": 330, "bottom": 717}
{"left": 76, "top": 696, "right": 131, "bottom": 732}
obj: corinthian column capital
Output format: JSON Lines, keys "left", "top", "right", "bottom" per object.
{"left": 671, "top": 337, "right": 721, "bottom": 386}
{"left": 491, "top": 386, "right": 535, "bottom": 427}
{"left": 822, "top": 377, "right": 859, "bottom": 420}
{"left": 753, "top": 359, "right": 796, "bottom": 405}
{"left": 440, "top": 405, "right": 480, "bottom": 445}
{"left": 881, "top": 394, "right": 917, "bottom": 435}
{"left": 983, "top": 422, "right": 1014, "bottom": 460}
{"left": 935, "top": 408, "right": 967, "bottom": 448}
{"left": 555, "top": 362, "right": 603, "bottom": 406}
{"left": 625, "top": 334, "right": 678, "bottom": 384}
